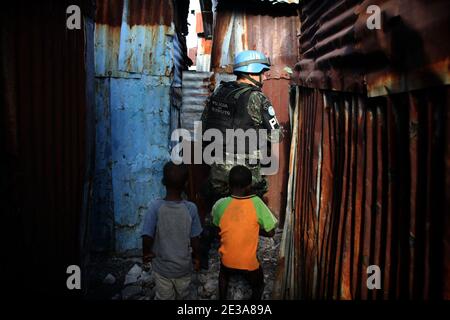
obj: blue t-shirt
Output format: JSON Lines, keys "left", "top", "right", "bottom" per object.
{"left": 141, "top": 199, "right": 202, "bottom": 278}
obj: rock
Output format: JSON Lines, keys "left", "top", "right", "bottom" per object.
{"left": 103, "top": 273, "right": 116, "bottom": 285}
{"left": 122, "top": 285, "right": 142, "bottom": 300}
{"left": 129, "top": 264, "right": 143, "bottom": 275}
{"left": 232, "top": 288, "right": 244, "bottom": 300}
{"left": 201, "top": 288, "right": 212, "bottom": 298}
{"left": 204, "top": 280, "right": 216, "bottom": 294}
{"left": 198, "top": 273, "right": 208, "bottom": 284}
{"left": 140, "top": 270, "right": 153, "bottom": 283}
{"left": 111, "top": 293, "right": 121, "bottom": 300}
{"left": 124, "top": 264, "right": 142, "bottom": 285}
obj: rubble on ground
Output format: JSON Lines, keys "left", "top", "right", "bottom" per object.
{"left": 103, "top": 273, "right": 116, "bottom": 285}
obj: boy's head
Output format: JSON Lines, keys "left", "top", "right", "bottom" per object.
{"left": 162, "top": 161, "right": 188, "bottom": 191}
{"left": 229, "top": 165, "right": 252, "bottom": 195}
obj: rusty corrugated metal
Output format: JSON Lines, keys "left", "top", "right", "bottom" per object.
{"left": 210, "top": 2, "right": 300, "bottom": 219}
{"left": 95, "top": 0, "right": 128, "bottom": 78}
{"left": 277, "top": 0, "right": 450, "bottom": 299}
{"left": 95, "top": 0, "right": 191, "bottom": 80}
{"left": 278, "top": 86, "right": 449, "bottom": 299}
{"left": 212, "top": 4, "right": 299, "bottom": 79}
{"left": 294, "top": 0, "right": 450, "bottom": 96}
{"left": 118, "top": 0, "right": 175, "bottom": 76}
{"left": 1, "top": 1, "right": 92, "bottom": 295}
{"left": 263, "top": 79, "right": 291, "bottom": 222}
{"left": 95, "top": 0, "right": 177, "bottom": 78}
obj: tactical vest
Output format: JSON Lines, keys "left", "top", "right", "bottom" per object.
{"left": 205, "top": 81, "right": 260, "bottom": 133}
{"left": 204, "top": 81, "right": 261, "bottom": 158}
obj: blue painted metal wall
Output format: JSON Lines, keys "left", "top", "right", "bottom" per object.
{"left": 93, "top": 0, "right": 182, "bottom": 253}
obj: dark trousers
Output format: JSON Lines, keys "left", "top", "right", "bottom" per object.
{"left": 219, "top": 264, "right": 264, "bottom": 300}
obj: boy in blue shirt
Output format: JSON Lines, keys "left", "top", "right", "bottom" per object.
{"left": 141, "top": 161, "right": 202, "bottom": 300}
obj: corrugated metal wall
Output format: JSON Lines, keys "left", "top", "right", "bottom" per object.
{"left": 0, "top": 1, "right": 93, "bottom": 295}
{"left": 277, "top": 86, "right": 449, "bottom": 299}
{"left": 212, "top": 3, "right": 299, "bottom": 78}
{"left": 92, "top": 0, "right": 190, "bottom": 253}
{"left": 295, "top": 0, "right": 450, "bottom": 96}
{"left": 181, "top": 71, "right": 213, "bottom": 134}
{"left": 210, "top": 0, "right": 300, "bottom": 220}
{"left": 276, "top": 0, "right": 450, "bottom": 299}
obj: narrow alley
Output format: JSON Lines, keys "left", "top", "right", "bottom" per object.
{"left": 1, "top": 0, "right": 449, "bottom": 304}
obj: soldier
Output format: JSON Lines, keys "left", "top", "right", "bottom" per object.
{"left": 201, "top": 50, "right": 283, "bottom": 204}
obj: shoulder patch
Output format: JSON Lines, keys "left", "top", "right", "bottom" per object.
{"left": 267, "top": 106, "right": 275, "bottom": 116}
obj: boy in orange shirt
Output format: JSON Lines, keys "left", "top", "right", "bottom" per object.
{"left": 212, "top": 165, "right": 278, "bottom": 300}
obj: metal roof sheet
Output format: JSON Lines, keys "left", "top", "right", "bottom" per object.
{"left": 294, "top": 0, "right": 450, "bottom": 96}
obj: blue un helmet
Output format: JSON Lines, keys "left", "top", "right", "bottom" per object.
{"left": 233, "top": 50, "right": 271, "bottom": 74}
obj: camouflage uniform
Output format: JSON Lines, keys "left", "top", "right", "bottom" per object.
{"left": 201, "top": 82, "right": 283, "bottom": 200}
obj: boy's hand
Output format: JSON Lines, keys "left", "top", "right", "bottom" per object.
{"left": 143, "top": 252, "right": 155, "bottom": 264}
{"left": 142, "top": 235, "right": 154, "bottom": 264}
{"left": 193, "top": 258, "right": 201, "bottom": 272}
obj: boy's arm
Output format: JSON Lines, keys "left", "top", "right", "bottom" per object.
{"left": 253, "top": 196, "right": 278, "bottom": 238}
{"left": 187, "top": 202, "right": 203, "bottom": 272}
{"left": 190, "top": 236, "right": 201, "bottom": 271}
{"left": 141, "top": 200, "right": 159, "bottom": 264}
{"left": 142, "top": 236, "right": 155, "bottom": 263}
{"left": 259, "top": 228, "right": 275, "bottom": 238}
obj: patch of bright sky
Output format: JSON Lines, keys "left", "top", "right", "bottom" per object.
{"left": 186, "top": 0, "right": 200, "bottom": 49}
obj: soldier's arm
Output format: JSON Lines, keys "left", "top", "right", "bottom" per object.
{"left": 248, "top": 92, "right": 283, "bottom": 143}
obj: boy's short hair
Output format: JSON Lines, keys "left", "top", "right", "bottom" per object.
{"left": 229, "top": 165, "right": 252, "bottom": 189}
{"left": 163, "top": 161, "right": 188, "bottom": 190}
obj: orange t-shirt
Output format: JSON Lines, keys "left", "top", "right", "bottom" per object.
{"left": 212, "top": 195, "right": 278, "bottom": 271}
